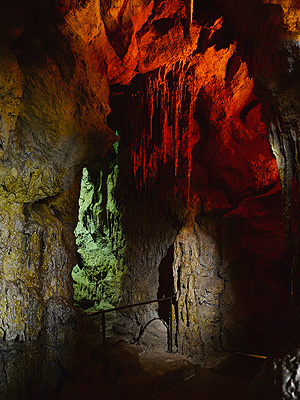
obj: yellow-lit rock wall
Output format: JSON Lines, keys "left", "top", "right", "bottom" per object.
{"left": 0, "top": 1, "right": 116, "bottom": 396}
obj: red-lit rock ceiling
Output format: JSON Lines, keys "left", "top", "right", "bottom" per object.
{"left": 57, "top": 0, "right": 281, "bottom": 213}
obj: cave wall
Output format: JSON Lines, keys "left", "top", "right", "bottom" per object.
{"left": 0, "top": 1, "right": 116, "bottom": 397}
{"left": 73, "top": 146, "right": 124, "bottom": 310}
{"left": 73, "top": 140, "right": 179, "bottom": 339}
{"left": 105, "top": 10, "right": 290, "bottom": 357}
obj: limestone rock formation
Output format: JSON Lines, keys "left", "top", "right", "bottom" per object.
{"left": 71, "top": 0, "right": 290, "bottom": 360}
{"left": 73, "top": 146, "right": 124, "bottom": 310}
{"left": 173, "top": 221, "right": 222, "bottom": 364}
{"left": 0, "top": 0, "right": 116, "bottom": 397}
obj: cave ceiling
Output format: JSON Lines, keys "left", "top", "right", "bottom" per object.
{"left": 55, "top": 0, "right": 299, "bottom": 215}
{"left": 1, "top": 0, "right": 299, "bottom": 214}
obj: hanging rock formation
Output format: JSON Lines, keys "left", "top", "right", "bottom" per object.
{"left": 70, "top": 0, "right": 290, "bottom": 366}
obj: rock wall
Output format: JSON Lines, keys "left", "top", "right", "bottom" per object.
{"left": 214, "top": 0, "right": 300, "bottom": 397}
{"left": 0, "top": 0, "right": 116, "bottom": 397}
{"left": 74, "top": 52, "right": 289, "bottom": 361}
{"left": 73, "top": 145, "right": 124, "bottom": 310}
{"left": 73, "top": 139, "right": 178, "bottom": 338}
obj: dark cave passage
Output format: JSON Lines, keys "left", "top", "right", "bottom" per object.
{"left": 157, "top": 244, "right": 175, "bottom": 323}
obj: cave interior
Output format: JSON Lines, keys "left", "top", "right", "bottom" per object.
{"left": 1, "top": 0, "right": 300, "bottom": 399}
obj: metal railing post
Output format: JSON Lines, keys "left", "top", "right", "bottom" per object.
{"left": 84, "top": 295, "right": 176, "bottom": 378}
{"left": 168, "top": 296, "right": 173, "bottom": 352}
{"left": 102, "top": 313, "right": 106, "bottom": 379}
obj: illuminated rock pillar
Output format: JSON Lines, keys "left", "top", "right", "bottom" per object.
{"left": 173, "top": 220, "right": 223, "bottom": 364}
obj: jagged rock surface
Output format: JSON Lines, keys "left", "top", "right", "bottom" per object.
{"left": 71, "top": 0, "right": 290, "bottom": 361}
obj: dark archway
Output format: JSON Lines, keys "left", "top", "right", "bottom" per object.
{"left": 157, "top": 245, "right": 175, "bottom": 323}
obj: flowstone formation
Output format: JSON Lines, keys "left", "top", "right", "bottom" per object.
{"left": 173, "top": 220, "right": 222, "bottom": 364}
{"left": 73, "top": 143, "right": 126, "bottom": 310}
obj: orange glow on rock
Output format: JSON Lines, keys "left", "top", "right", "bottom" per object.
{"left": 130, "top": 62, "right": 199, "bottom": 201}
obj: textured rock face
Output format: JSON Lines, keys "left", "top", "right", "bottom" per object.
{"left": 71, "top": 0, "right": 290, "bottom": 360}
{"left": 242, "top": 350, "right": 300, "bottom": 400}
{"left": 242, "top": 307, "right": 300, "bottom": 400}
{"left": 73, "top": 145, "right": 125, "bottom": 309}
{"left": 0, "top": 1, "right": 114, "bottom": 337}
{"left": 173, "top": 222, "right": 222, "bottom": 364}
{"left": 211, "top": 0, "right": 300, "bottom": 396}
{"left": 73, "top": 141, "right": 178, "bottom": 337}
{"left": 215, "top": 0, "right": 300, "bottom": 282}
{"left": 219, "top": 185, "right": 290, "bottom": 353}
{"left": 0, "top": 0, "right": 116, "bottom": 396}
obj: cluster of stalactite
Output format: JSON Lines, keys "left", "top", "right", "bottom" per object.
{"left": 131, "top": 61, "right": 197, "bottom": 202}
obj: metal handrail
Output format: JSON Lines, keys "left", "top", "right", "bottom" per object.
{"left": 85, "top": 295, "right": 175, "bottom": 315}
{"left": 84, "top": 295, "right": 176, "bottom": 376}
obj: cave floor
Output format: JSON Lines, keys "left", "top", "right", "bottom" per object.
{"left": 47, "top": 314, "right": 264, "bottom": 400}
{"left": 50, "top": 348, "right": 261, "bottom": 400}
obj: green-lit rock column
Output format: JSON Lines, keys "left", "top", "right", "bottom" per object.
{"left": 73, "top": 142, "right": 126, "bottom": 310}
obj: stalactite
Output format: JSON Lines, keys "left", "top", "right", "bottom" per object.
{"left": 185, "top": 64, "right": 196, "bottom": 204}
{"left": 184, "top": 0, "right": 194, "bottom": 37}
{"left": 146, "top": 76, "right": 154, "bottom": 141}
{"left": 130, "top": 61, "right": 197, "bottom": 199}
{"left": 173, "top": 61, "right": 185, "bottom": 177}
{"left": 159, "top": 67, "right": 168, "bottom": 164}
